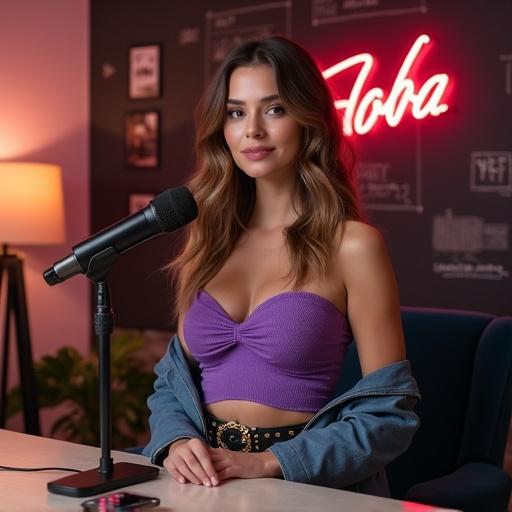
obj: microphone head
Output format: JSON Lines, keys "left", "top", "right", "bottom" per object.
{"left": 43, "top": 267, "right": 61, "bottom": 286}
{"left": 151, "top": 186, "right": 198, "bottom": 231}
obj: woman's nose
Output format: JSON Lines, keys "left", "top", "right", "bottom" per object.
{"left": 245, "top": 115, "right": 265, "bottom": 138}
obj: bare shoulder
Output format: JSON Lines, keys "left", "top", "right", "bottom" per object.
{"left": 336, "top": 220, "right": 388, "bottom": 264}
{"left": 334, "top": 219, "right": 394, "bottom": 288}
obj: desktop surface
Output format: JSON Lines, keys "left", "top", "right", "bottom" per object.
{"left": 0, "top": 429, "right": 459, "bottom": 512}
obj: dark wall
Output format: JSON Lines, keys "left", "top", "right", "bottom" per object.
{"left": 91, "top": 0, "right": 511, "bottom": 330}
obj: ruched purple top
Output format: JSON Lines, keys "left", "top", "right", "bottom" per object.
{"left": 183, "top": 289, "right": 353, "bottom": 412}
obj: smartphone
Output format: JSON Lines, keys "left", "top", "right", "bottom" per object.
{"left": 81, "top": 492, "right": 160, "bottom": 511}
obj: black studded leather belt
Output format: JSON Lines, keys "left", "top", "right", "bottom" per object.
{"left": 205, "top": 413, "right": 307, "bottom": 452}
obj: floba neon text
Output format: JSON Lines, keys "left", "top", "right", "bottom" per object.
{"left": 322, "top": 34, "right": 449, "bottom": 135}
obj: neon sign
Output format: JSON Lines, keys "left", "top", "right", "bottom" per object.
{"left": 322, "top": 34, "right": 450, "bottom": 135}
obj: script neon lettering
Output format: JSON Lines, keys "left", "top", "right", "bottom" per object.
{"left": 322, "top": 35, "right": 449, "bottom": 135}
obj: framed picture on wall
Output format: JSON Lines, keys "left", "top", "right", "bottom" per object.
{"left": 128, "top": 193, "right": 155, "bottom": 214}
{"left": 129, "top": 44, "right": 161, "bottom": 99}
{"left": 125, "top": 111, "right": 160, "bottom": 168}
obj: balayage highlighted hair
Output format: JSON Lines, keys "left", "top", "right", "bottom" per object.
{"left": 170, "top": 36, "right": 362, "bottom": 318}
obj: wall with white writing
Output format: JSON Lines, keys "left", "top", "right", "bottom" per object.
{"left": 90, "top": 0, "right": 511, "bottom": 328}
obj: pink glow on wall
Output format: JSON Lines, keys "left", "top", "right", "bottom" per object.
{"left": 0, "top": 0, "right": 90, "bottom": 435}
{"left": 322, "top": 34, "right": 450, "bottom": 135}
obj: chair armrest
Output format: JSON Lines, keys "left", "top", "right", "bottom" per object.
{"left": 405, "top": 462, "right": 511, "bottom": 512}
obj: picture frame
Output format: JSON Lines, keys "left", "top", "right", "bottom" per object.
{"left": 128, "top": 193, "right": 156, "bottom": 215}
{"left": 129, "top": 44, "right": 162, "bottom": 99}
{"left": 125, "top": 111, "right": 160, "bottom": 169}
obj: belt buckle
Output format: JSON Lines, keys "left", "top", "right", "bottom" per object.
{"left": 216, "top": 421, "right": 252, "bottom": 452}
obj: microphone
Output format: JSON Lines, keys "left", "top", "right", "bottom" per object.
{"left": 43, "top": 186, "right": 197, "bottom": 286}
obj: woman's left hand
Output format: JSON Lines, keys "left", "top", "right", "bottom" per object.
{"left": 208, "top": 447, "right": 282, "bottom": 481}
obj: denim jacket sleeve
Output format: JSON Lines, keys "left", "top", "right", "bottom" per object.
{"left": 142, "top": 337, "right": 206, "bottom": 465}
{"left": 268, "top": 360, "right": 421, "bottom": 490}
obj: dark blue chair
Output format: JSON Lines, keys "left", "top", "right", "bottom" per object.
{"left": 336, "top": 307, "right": 512, "bottom": 512}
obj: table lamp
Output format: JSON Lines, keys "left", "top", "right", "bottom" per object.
{"left": 0, "top": 162, "right": 65, "bottom": 435}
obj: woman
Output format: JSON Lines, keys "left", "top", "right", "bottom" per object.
{"left": 143, "top": 36, "right": 420, "bottom": 496}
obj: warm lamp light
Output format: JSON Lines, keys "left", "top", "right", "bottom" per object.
{"left": 0, "top": 162, "right": 65, "bottom": 247}
{"left": 0, "top": 162, "right": 66, "bottom": 436}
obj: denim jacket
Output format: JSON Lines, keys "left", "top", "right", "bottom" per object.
{"left": 142, "top": 335, "right": 420, "bottom": 497}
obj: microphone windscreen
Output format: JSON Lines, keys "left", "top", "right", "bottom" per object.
{"left": 151, "top": 187, "right": 198, "bottom": 231}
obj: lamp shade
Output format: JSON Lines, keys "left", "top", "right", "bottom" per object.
{"left": 0, "top": 162, "right": 65, "bottom": 245}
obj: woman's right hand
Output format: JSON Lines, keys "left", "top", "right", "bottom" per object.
{"left": 164, "top": 438, "right": 219, "bottom": 487}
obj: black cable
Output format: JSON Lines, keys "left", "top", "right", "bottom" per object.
{"left": 0, "top": 465, "right": 81, "bottom": 473}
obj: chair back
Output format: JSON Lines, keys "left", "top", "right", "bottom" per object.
{"left": 335, "top": 307, "right": 512, "bottom": 499}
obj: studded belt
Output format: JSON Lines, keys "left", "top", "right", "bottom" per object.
{"left": 205, "top": 413, "right": 307, "bottom": 452}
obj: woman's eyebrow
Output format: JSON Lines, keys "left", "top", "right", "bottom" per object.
{"left": 226, "top": 94, "right": 280, "bottom": 105}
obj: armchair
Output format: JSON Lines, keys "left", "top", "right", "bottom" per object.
{"left": 335, "top": 307, "right": 512, "bottom": 512}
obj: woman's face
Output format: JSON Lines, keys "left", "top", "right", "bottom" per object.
{"left": 223, "top": 64, "right": 302, "bottom": 181}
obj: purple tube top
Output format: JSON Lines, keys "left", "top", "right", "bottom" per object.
{"left": 183, "top": 289, "right": 353, "bottom": 412}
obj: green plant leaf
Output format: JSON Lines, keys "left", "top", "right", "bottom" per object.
{"left": 6, "top": 331, "right": 156, "bottom": 448}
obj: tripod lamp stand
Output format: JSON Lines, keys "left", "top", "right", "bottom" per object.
{"left": 0, "top": 162, "right": 65, "bottom": 434}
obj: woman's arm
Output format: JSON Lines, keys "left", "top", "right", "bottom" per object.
{"left": 268, "top": 366, "right": 420, "bottom": 489}
{"left": 340, "top": 221, "right": 406, "bottom": 375}
{"left": 142, "top": 337, "right": 219, "bottom": 486}
{"left": 142, "top": 338, "right": 205, "bottom": 464}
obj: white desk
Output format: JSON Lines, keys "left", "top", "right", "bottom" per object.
{"left": 0, "top": 429, "right": 459, "bottom": 512}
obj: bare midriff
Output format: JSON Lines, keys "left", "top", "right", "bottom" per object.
{"left": 205, "top": 401, "right": 315, "bottom": 428}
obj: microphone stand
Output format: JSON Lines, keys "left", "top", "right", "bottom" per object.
{"left": 47, "top": 248, "right": 159, "bottom": 497}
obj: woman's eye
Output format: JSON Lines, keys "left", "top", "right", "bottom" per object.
{"left": 227, "top": 109, "right": 244, "bottom": 119}
{"left": 267, "top": 105, "right": 285, "bottom": 116}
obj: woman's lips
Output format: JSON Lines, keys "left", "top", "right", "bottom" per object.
{"left": 241, "top": 146, "right": 275, "bottom": 161}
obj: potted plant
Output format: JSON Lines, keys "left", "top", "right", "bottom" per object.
{"left": 6, "top": 331, "right": 155, "bottom": 449}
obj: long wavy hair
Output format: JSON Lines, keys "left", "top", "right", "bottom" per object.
{"left": 170, "top": 36, "right": 362, "bottom": 319}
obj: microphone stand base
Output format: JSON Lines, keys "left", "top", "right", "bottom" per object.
{"left": 47, "top": 462, "right": 159, "bottom": 497}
